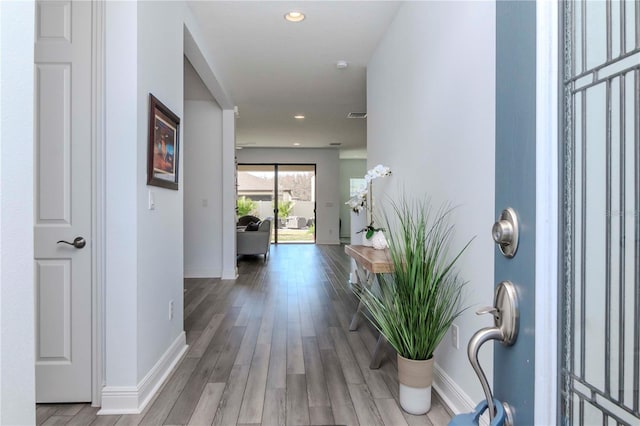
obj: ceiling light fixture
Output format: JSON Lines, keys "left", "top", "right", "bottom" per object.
{"left": 293, "top": 142, "right": 301, "bottom": 146}
{"left": 294, "top": 114, "right": 305, "bottom": 119}
{"left": 284, "top": 11, "right": 305, "bottom": 22}
{"left": 336, "top": 60, "right": 348, "bottom": 69}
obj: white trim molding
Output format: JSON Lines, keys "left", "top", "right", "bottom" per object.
{"left": 534, "top": 0, "right": 559, "bottom": 424}
{"left": 221, "top": 109, "right": 238, "bottom": 280}
{"left": 98, "top": 332, "right": 187, "bottom": 415}
{"left": 184, "top": 268, "right": 222, "bottom": 279}
{"left": 91, "top": 0, "right": 106, "bottom": 407}
{"left": 433, "top": 364, "right": 488, "bottom": 426}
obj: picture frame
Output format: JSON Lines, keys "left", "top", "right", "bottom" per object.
{"left": 147, "top": 93, "right": 180, "bottom": 190}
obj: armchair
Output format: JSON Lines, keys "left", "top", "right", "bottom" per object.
{"left": 236, "top": 219, "right": 272, "bottom": 261}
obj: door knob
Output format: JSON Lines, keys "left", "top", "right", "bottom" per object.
{"left": 492, "top": 208, "right": 519, "bottom": 258}
{"left": 57, "top": 237, "right": 86, "bottom": 249}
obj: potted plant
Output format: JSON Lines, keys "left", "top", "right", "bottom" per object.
{"left": 346, "top": 164, "right": 391, "bottom": 249}
{"left": 357, "top": 196, "right": 471, "bottom": 414}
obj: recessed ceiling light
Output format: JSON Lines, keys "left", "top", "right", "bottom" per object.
{"left": 235, "top": 146, "right": 243, "bottom": 150}
{"left": 294, "top": 114, "right": 305, "bottom": 119}
{"left": 293, "top": 142, "right": 301, "bottom": 146}
{"left": 284, "top": 11, "right": 305, "bottom": 22}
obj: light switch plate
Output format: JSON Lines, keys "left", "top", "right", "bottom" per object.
{"left": 148, "top": 190, "right": 156, "bottom": 210}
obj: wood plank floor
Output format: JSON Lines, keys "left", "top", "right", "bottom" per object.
{"left": 37, "top": 244, "right": 453, "bottom": 426}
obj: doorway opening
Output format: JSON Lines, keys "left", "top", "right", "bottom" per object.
{"left": 237, "top": 164, "right": 316, "bottom": 244}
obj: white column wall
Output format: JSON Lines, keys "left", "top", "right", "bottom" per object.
{"left": 136, "top": 1, "right": 187, "bottom": 381}
{"left": 0, "top": 1, "right": 36, "bottom": 423}
{"left": 221, "top": 110, "right": 238, "bottom": 279}
{"left": 102, "top": 0, "right": 234, "bottom": 413}
{"left": 104, "top": 0, "right": 139, "bottom": 390}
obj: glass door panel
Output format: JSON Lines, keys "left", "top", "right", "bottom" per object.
{"left": 237, "top": 164, "right": 276, "bottom": 243}
{"left": 237, "top": 163, "right": 316, "bottom": 244}
{"left": 277, "top": 164, "right": 316, "bottom": 244}
{"left": 561, "top": 1, "right": 640, "bottom": 423}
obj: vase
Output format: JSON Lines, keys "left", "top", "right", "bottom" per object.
{"left": 370, "top": 230, "right": 387, "bottom": 250}
{"left": 362, "top": 233, "right": 373, "bottom": 247}
{"left": 397, "top": 354, "right": 434, "bottom": 415}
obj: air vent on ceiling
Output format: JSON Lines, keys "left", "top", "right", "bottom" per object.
{"left": 347, "top": 112, "right": 367, "bottom": 119}
{"left": 329, "top": 142, "right": 342, "bottom": 146}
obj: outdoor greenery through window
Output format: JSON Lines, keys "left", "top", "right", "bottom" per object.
{"left": 237, "top": 164, "right": 316, "bottom": 243}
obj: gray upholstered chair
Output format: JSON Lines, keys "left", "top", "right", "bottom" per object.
{"left": 236, "top": 219, "right": 272, "bottom": 261}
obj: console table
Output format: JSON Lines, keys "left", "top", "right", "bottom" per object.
{"left": 344, "top": 244, "right": 393, "bottom": 369}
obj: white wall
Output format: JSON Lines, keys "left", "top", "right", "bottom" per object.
{"left": 367, "top": 1, "right": 496, "bottom": 413}
{"left": 0, "top": 1, "right": 36, "bottom": 423}
{"left": 339, "top": 159, "right": 367, "bottom": 238}
{"left": 236, "top": 149, "right": 341, "bottom": 245}
{"left": 104, "top": 0, "right": 139, "bottom": 390}
{"left": 184, "top": 97, "right": 223, "bottom": 278}
{"left": 136, "top": 0, "right": 187, "bottom": 383}
{"left": 103, "top": 0, "right": 235, "bottom": 412}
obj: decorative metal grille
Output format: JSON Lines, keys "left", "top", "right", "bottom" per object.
{"left": 562, "top": 1, "right": 640, "bottom": 425}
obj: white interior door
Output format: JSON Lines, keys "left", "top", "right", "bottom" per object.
{"left": 34, "top": 0, "right": 92, "bottom": 402}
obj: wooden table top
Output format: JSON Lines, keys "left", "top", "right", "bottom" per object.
{"left": 344, "top": 245, "right": 394, "bottom": 274}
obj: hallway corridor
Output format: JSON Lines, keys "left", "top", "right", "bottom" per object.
{"left": 37, "top": 244, "right": 452, "bottom": 425}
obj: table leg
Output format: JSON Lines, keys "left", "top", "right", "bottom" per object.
{"left": 349, "top": 265, "right": 371, "bottom": 331}
{"left": 349, "top": 299, "right": 363, "bottom": 331}
{"left": 369, "top": 334, "right": 388, "bottom": 369}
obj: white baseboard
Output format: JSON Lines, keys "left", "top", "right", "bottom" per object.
{"left": 221, "top": 266, "right": 238, "bottom": 280}
{"left": 184, "top": 268, "right": 221, "bottom": 279}
{"left": 315, "top": 239, "right": 340, "bottom": 245}
{"left": 98, "top": 332, "right": 187, "bottom": 415}
{"left": 433, "top": 364, "right": 489, "bottom": 426}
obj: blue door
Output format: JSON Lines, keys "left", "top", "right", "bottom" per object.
{"left": 494, "top": 1, "right": 640, "bottom": 425}
{"left": 494, "top": 2, "right": 537, "bottom": 424}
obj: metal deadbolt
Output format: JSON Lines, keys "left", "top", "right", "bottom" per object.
{"left": 492, "top": 207, "right": 519, "bottom": 258}
{"left": 57, "top": 236, "right": 86, "bottom": 249}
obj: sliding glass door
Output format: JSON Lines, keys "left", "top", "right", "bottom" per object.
{"left": 237, "top": 164, "right": 316, "bottom": 244}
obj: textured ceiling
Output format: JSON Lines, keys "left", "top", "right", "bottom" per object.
{"left": 187, "top": 1, "right": 401, "bottom": 152}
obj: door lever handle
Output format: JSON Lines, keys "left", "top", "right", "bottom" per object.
{"left": 57, "top": 237, "right": 86, "bottom": 249}
{"left": 476, "top": 306, "right": 499, "bottom": 317}
{"left": 467, "top": 281, "right": 519, "bottom": 424}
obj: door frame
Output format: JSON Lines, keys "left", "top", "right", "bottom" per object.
{"left": 533, "top": 1, "right": 559, "bottom": 423}
{"left": 89, "top": 0, "right": 106, "bottom": 407}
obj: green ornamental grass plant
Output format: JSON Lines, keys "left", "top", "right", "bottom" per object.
{"left": 360, "top": 197, "right": 472, "bottom": 361}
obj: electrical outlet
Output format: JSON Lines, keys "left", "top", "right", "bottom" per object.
{"left": 451, "top": 324, "right": 459, "bottom": 349}
{"left": 169, "top": 300, "right": 174, "bottom": 320}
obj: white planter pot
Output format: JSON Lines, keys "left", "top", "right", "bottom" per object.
{"left": 397, "top": 355, "right": 434, "bottom": 415}
{"left": 370, "top": 230, "right": 387, "bottom": 250}
{"left": 399, "top": 383, "right": 432, "bottom": 415}
{"left": 362, "top": 230, "right": 387, "bottom": 249}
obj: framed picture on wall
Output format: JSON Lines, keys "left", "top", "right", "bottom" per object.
{"left": 147, "top": 93, "right": 180, "bottom": 190}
